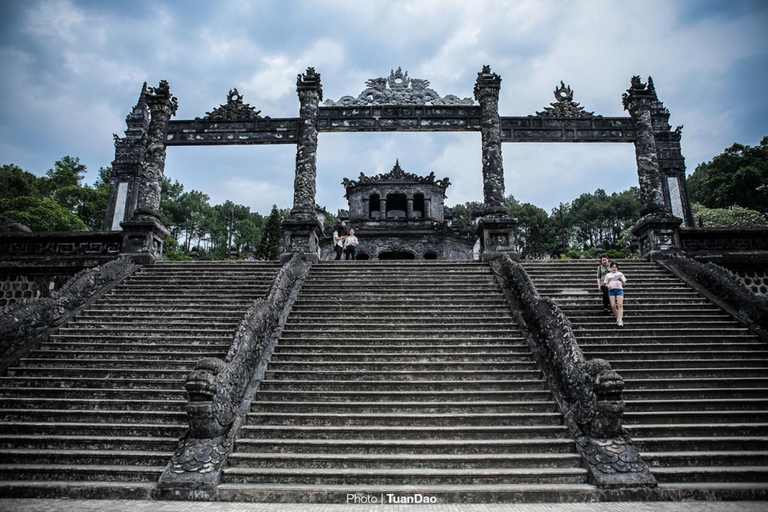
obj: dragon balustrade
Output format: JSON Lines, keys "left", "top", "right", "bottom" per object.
{"left": 156, "top": 254, "right": 311, "bottom": 500}
{"left": 490, "top": 255, "right": 656, "bottom": 489}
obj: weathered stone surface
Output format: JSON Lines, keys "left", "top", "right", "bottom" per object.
{"left": 156, "top": 255, "right": 311, "bottom": 500}
{"left": 324, "top": 67, "right": 474, "bottom": 107}
{"left": 135, "top": 80, "right": 178, "bottom": 220}
{"left": 663, "top": 253, "right": 768, "bottom": 335}
{"left": 536, "top": 82, "right": 595, "bottom": 118}
{"left": 203, "top": 88, "right": 261, "bottom": 121}
{"left": 474, "top": 66, "right": 505, "bottom": 211}
{"left": 0, "top": 256, "right": 137, "bottom": 372}
{"left": 292, "top": 68, "right": 322, "bottom": 220}
{"left": 490, "top": 255, "right": 656, "bottom": 488}
{"left": 623, "top": 76, "right": 669, "bottom": 218}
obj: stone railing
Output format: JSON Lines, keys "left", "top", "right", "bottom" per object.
{"left": 156, "top": 254, "right": 312, "bottom": 500}
{"left": 661, "top": 253, "right": 768, "bottom": 341}
{"left": 678, "top": 227, "right": 768, "bottom": 267}
{"left": 0, "top": 256, "right": 138, "bottom": 373}
{"left": 0, "top": 231, "right": 124, "bottom": 269}
{"left": 490, "top": 255, "right": 656, "bottom": 489}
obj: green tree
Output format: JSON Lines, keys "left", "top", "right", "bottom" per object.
{"left": 0, "top": 164, "right": 41, "bottom": 200}
{"left": 0, "top": 196, "right": 86, "bottom": 231}
{"left": 687, "top": 137, "right": 768, "bottom": 215}
{"left": 505, "top": 196, "right": 556, "bottom": 259}
{"left": 257, "top": 205, "right": 284, "bottom": 260}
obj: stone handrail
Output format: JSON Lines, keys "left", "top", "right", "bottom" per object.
{"left": 490, "top": 255, "right": 656, "bottom": 488}
{"left": 156, "top": 254, "right": 312, "bottom": 500}
{"left": 661, "top": 253, "right": 768, "bottom": 340}
{"left": 0, "top": 256, "right": 138, "bottom": 373}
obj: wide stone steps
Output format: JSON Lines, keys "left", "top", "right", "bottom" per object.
{"left": 220, "top": 261, "right": 589, "bottom": 502}
{"left": 523, "top": 258, "right": 768, "bottom": 492}
{"left": 0, "top": 261, "right": 281, "bottom": 499}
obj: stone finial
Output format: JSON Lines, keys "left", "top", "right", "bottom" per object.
{"left": 147, "top": 80, "right": 178, "bottom": 116}
{"left": 622, "top": 76, "right": 656, "bottom": 111}
{"left": 297, "top": 67, "right": 323, "bottom": 101}
{"left": 204, "top": 88, "right": 262, "bottom": 121}
{"left": 474, "top": 65, "right": 502, "bottom": 99}
{"left": 537, "top": 81, "right": 595, "bottom": 118}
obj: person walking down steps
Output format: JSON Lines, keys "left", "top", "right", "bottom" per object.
{"left": 596, "top": 254, "right": 612, "bottom": 314}
{"left": 604, "top": 261, "right": 627, "bottom": 327}
{"left": 333, "top": 225, "right": 346, "bottom": 260}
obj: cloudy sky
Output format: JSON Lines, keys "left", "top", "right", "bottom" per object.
{"left": 1, "top": 0, "right": 766, "bottom": 217}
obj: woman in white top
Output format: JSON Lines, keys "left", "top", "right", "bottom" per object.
{"left": 344, "top": 229, "right": 359, "bottom": 260}
{"left": 604, "top": 261, "right": 627, "bottom": 327}
{"left": 332, "top": 226, "right": 346, "bottom": 260}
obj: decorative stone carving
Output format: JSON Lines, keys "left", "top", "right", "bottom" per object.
{"left": 157, "top": 255, "right": 311, "bottom": 500}
{"left": 623, "top": 76, "right": 669, "bottom": 218}
{"left": 342, "top": 161, "right": 450, "bottom": 190}
{"left": 0, "top": 257, "right": 137, "bottom": 372}
{"left": 536, "top": 82, "right": 595, "bottom": 118}
{"left": 490, "top": 255, "right": 655, "bottom": 488}
{"left": 203, "top": 89, "right": 262, "bottom": 121}
{"left": 474, "top": 65, "right": 506, "bottom": 213}
{"left": 324, "top": 67, "right": 474, "bottom": 107}
{"left": 292, "top": 68, "right": 322, "bottom": 221}
{"left": 663, "top": 253, "right": 768, "bottom": 335}
{"left": 135, "top": 80, "right": 178, "bottom": 220}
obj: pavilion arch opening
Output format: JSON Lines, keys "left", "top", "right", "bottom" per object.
{"left": 379, "top": 251, "right": 416, "bottom": 260}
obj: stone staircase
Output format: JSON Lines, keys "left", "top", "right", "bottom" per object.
{"left": 523, "top": 259, "right": 768, "bottom": 498}
{"left": 217, "top": 261, "right": 595, "bottom": 503}
{"left": 0, "top": 261, "right": 281, "bottom": 499}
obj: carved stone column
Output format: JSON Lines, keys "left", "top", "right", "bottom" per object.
{"left": 474, "top": 65, "right": 506, "bottom": 214}
{"left": 623, "top": 76, "right": 681, "bottom": 261}
{"left": 474, "top": 66, "right": 518, "bottom": 261}
{"left": 120, "top": 80, "right": 176, "bottom": 264}
{"left": 282, "top": 68, "right": 323, "bottom": 262}
{"left": 407, "top": 198, "right": 414, "bottom": 219}
{"left": 104, "top": 83, "right": 149, "bottom": 231}
{"left": 291, "top": 68, "right": 322, "bottom": 220}
{"left": 424, "top": 198, "right": 432, "bottom": 220}
{"left": 380, "top": 198, "right": 387, "bottom": 219}
{"left": 623, "top": 76, "right": 669, "bottom": 218}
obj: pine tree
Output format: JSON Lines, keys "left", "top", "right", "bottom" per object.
{"left": 257, "top": 205, "right": 283, "bottom": 260}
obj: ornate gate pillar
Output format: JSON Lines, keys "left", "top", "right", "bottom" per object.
{"left": 120, "top": 80, "right": 176, "bottom": 264}
{"left": 104, "top": 83, "right": 149, "bottom": 231}
{"left": 623, "top": 76, "right": 681, "bottom": 261}
{"left": 474, "top": 66, "right": 519, "bottom": 261}
{"left": 282, "top": 68, "right": 323, "bottom": 262}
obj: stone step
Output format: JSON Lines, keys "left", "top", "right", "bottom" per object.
{"left": 623, "top": 388, "right": 768, "bottom": 400}
{"left": 250, "top": 400, "right": 558, "bottom": 415}
{"left": 0, "top": 449, "right": 172, "bottom": 467}
{"left": 0, "top": 434, "right": 178, "bottom": 452}
{"left": 37, "top": 342, "right": 231, "bottom": 354}
{"left": 238, "top": 425, "right": 568, "bottom": 441}
{"left": 650, "top": 466, "right": 768, "bottom": 483}
{"left": 48, "top": 334, "right": 232, "bottom": 343}
{"left": 0, "top": 421, "right": 184, "bottom": 437}
{"left": 55, "top": 327, "right": 238, "bottom": 337}
{"left": 269, "top": 354, "right": 537, "bottom": 364}
{"left": 631, "top": 436, "right": 768, "bottom": 452}
{"left": 625, "top": 398, "right": 768, "bottom": 412}
{"left": 226, "top": 451, "right": 580, "bottom": 469}
{"left": 285, "top": 318, "right": 517, "bottom": 327}
{"left": 274, "top": 343, "right": 529, "bottom": 353}
{"left": 274, "top": 339, "right": 529, "bottom": 348}
{"left": 266, "top": 362, "right": 541, "bottom": 373}
{"left": 0, "top": 387, "right": 187, "bottom": 400}
{"left": 25, "top": 350, "right": 226, "bottom": 361}
{"left": 220, "top": 466, "right": 588, "bottom": 485}
{"left": 640, "top": 451, "right": 768, "bottom": 467}
{"left": 0, "top": 397, "right": 186, "bottom": 412}
{"left": 232, "top": 437, "right": 575, "bottom": 455}
{"left": 624, "top": 410, "right": 768, "bottom": 424}
{"left": 247, "top": 412, "right": 563, "bottom": 427}
{"left": 264, "top": 370, "right": 543, "bottom": 382}
{"left": 0, "top": 377, "right": 184, "bottom": 390}
{"left": 14, "top": 358, "right": 206, "bottom": 369}
{"left": 627, "top": 423, "right": 768, "bottom": 438}
{"left": 4, "top": 367, "right": 189, "bottom": 380}
{"left": 259, "top": 379, "right": 548, "bottom": 392}
{"left": 280, "top": 329, "right": 521, "bottom": 338}
{"left": 0, "top": 409, "right": 185, "bottom": 424}
{"left": 582, "top": 352, "right": 768, "bottom": 363}
{"left": 0, "top": 464, "right": 165, "bottom": 482}
{"left": 618, "top": 377, "right": 768, "bottom": 390}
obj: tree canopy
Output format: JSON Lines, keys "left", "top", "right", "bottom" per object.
{"left": 687, "top": 136, "right": 768, "bottom": 216}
